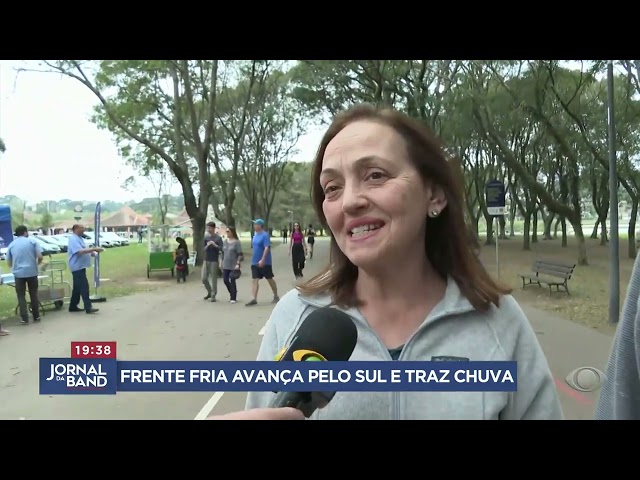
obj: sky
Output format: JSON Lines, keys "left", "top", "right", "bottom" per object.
{"left": 0, "top": 60, "right": 324, "bottom": 204}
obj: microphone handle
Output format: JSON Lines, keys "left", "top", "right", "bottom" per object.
{"left": 270, "top": 391, "right": 316, "bottom": 417}
{"left": 270, "top": 391, "right": 309, "bottom": 409}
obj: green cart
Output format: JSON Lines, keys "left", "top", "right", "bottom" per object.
{"left": 147, "top": 225, "right": 175, "bottom": 278}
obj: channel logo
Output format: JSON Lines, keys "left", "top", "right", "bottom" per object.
{"left": 39, "top": 358, "right": 118, "bottom": 395}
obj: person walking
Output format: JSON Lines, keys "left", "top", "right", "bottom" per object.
{"left": 202, "top": 222, "right": 223, "bottom": 302}
{"left": 289, "top": 223, "right": 307, "bottom": 279}
{"left": 174, "top": 248, "right": 188, "bottom": 283}
{"left": 222, "top": 227, "right": 243, "bottom": 303}
{"left": 0, "top": 264, "right": 7, "bottom": 335}
{"left": 246, "top": 219, "right": 279, "bottom": 306}
{"left": 173, "top": 237, "right": 190, "bottom": 276}
{"left": 68, "top": 224, "right": 103, "bottom": 314}
{"left": 306, "top": 224, "right": 316, "bottom": 259}
{"left": 6, "top": 225, "right": 44, "bottom": 324}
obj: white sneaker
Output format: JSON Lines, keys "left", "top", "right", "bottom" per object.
{"left": 230, "top": 300, "right": 236, "bottom": 304}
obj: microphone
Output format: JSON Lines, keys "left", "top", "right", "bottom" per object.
{"left": 269, "top": 307, "right": 358, "bottom": 417}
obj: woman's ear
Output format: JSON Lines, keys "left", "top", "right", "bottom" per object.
{"left": 427, "top": 184, "right": 447, "bottom": 216}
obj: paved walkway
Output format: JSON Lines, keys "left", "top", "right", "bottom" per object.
{"left": 0, "top": 237, "right": 615, "bottom": 419}
{"left": 518, "top": 303, "right": 612, "bottom": 419}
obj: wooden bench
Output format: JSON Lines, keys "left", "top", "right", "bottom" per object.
{"left": 518, "top": 259, "right": 576, "bottom": 296}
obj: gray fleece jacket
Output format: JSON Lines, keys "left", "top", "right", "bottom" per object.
{"left": 245, "top": 277, "right": 564, "bottom": 420}
{"left": 595, "top": 253, "right": 640, "bottom": 419}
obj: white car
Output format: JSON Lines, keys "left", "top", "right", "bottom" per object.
{"left": 101, "top": 231, "right": 129, "bottom": 246}
{"left": 84, "top": 232, "right": 114, "bottom": 248}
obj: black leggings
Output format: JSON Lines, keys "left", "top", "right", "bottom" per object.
{"left": 291, "top": 243, "right": 305, "bottom": 277}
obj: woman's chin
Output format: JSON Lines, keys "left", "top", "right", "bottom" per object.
{"left": 345, "top": 251, "right": 381, "bottom": 271}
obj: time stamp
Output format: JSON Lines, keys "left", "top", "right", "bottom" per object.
{"left": 71, "top": 341, "right": 117, "bottom": 359}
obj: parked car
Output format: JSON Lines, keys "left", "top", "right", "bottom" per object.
{"left": 101, "top": 231, "right": 129, "bottom": 246}
{"left": 38, "top": 235, "right": 68, "bottom": 252}
{"left": 84, "top": 232, "right": 114, "bottom": 248}
{"left": 52, "top": 235, "right": 70, "bottom": 248}
{"left": 58, "top": 232, "right": 95, "bottom": 248}
{"left": 31, "top": 236, "right": 60, "bottom": 255}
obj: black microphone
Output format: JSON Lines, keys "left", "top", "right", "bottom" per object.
{"left": 269, "top": 307, "right": 358, "bottom": 418}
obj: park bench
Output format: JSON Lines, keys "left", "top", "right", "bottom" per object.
{"left": 517, "top": 259, "right": 576, "bottom": 296}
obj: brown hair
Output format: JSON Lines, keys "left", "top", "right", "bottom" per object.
{"left": 297, "top": 104, "right": 511, "bottom": 312}
{"left": 227, "top": 226, "right": 239, "bottom": 240}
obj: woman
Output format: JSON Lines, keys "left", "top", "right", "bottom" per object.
{"left": 222, "top": 227, "right": 243, "bottom": 304}
{"left": 306, "top": 224, "right": 316, "bottom": 259}
{"left": 174, "top": 237, "right": 190, "bottom": 276}
{"left": 210, "top": 104, "right": 563, "bottom": 420}
{"left": 289, "top": 223, "right": 307, "bottom": 279}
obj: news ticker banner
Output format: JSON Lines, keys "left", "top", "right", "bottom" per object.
{"left": 40, "top": 342, "right": 518, "bottom": 395}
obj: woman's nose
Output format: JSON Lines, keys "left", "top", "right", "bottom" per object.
{"left": 341, "top": 181, "right": 369, "bottom": 214}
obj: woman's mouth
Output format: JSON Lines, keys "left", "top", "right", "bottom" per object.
{"left": 349, "top": 223, "right": 385, "bottom": 239}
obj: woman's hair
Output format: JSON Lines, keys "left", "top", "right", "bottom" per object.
{"left": 297, "top": 103, "right": 511, "bottom": 312}
{"left": 176, "top": 237, "right": 188, "bottom": 250}
{"left": 227, "top": 227, "right": 238, "bottom": 240}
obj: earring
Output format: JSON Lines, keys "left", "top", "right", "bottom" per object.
{"left": 430, "top": 210, "right": 439, "bottom": 217}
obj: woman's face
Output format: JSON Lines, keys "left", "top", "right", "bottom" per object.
{"left": 294, "top": 223, "right": 300, "bottom": 232}
{"left": 320, "top": 120, "right": 446, "bottom": 269}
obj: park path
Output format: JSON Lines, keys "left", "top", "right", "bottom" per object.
{"left": 0, "top": 236, "right": 614, "bottom": 419}
{"left": 0, "top": 238, "right": 299, "bottom": 420}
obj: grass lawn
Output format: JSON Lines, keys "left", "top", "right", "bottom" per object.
{"left": 478, "top": 234, "right": 637, "bottom": 334}
{"left": 0, "top": 239, "right": 256, "bottom": 322}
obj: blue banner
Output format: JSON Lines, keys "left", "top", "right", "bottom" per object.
{"left": 93, "top": 202, "right": 101, "bottom": 289}
{"left": 39, "top": 360, "right": 517, "bottom": 395}
{"left": 0, "top": 204, "right": 13, "bottom": 248}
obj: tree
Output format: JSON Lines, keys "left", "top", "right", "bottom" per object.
{"left": 240, "top": 66, "right": 307, "bottom": 227}
{"left": 25, "top": 60, "right": 220, "bottom": 264}
{"left": 209, "top": 60, "right": 274, "bottom": 226}
{"left": 40, "top": 212, "right": 53, "bottom": 231}
{"left": 122, "top": 148, "right": 173, "bottom": 225}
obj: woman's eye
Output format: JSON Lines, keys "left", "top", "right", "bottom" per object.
{"left": 323, "top": 185, "right": 339, "bottom": 195}
{"left": 366, "top": 171, "right": 386, "bottom": 181}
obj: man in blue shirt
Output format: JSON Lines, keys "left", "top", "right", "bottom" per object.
{"left": 246, "top": 219, "right": 279, "bottom": 306}
{"left": 6, "top": 225, "right": 44, "bottom": 324}
{"left": 68, "top": 224, "right": 104, "bottom": 314}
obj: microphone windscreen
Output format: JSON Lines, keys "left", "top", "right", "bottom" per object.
{"left": 282, "top": 307, "right": 357, "bottom": 362}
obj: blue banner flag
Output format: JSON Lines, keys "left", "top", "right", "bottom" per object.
{"left": 39, "top": 360, "right": 517, "bottom": 395}
{"left": 0, "top": 205, "right": 14, "bottom": 247}
{"left": 93, "top": 202, "right": 101, "bottom": 289}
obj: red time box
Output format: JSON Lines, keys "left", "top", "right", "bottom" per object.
{"left": 71, "top": 341, "right": 117, "bottom": 359}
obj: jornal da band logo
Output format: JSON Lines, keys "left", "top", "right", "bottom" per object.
{"left": 46, "top": 362, "right": 109, "bottom": 389}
